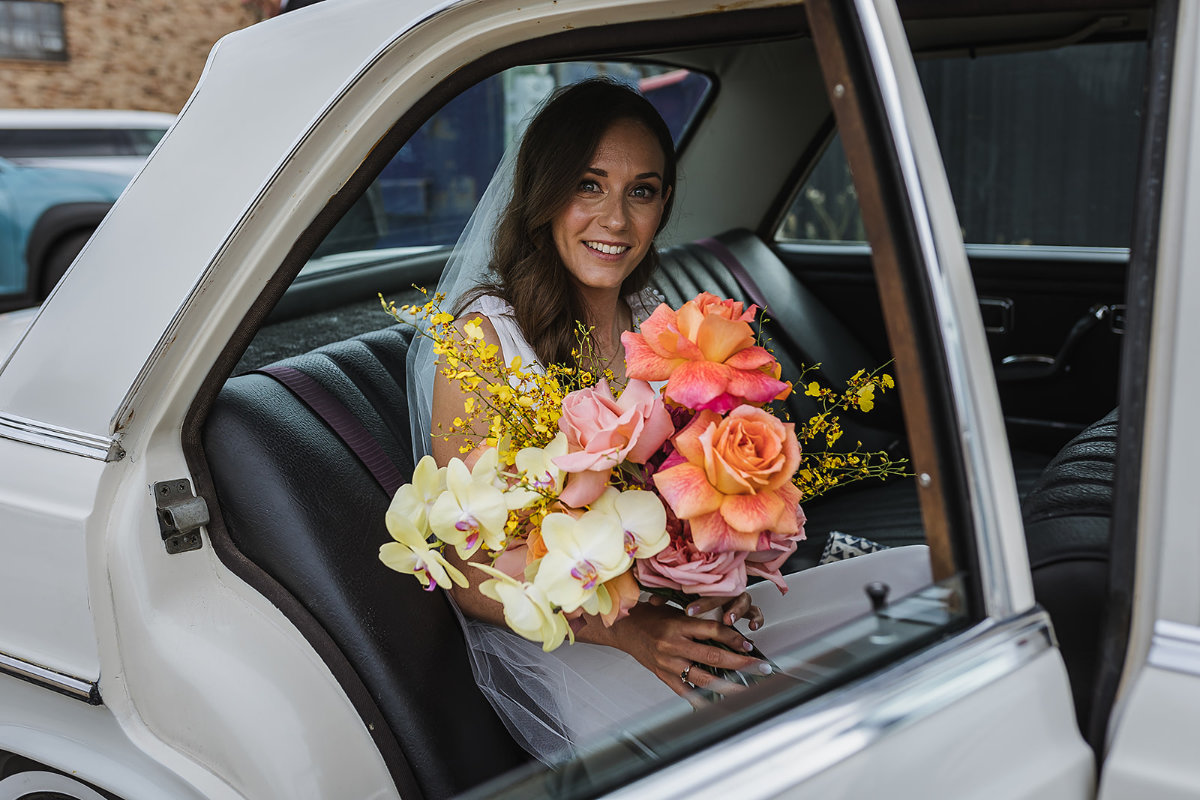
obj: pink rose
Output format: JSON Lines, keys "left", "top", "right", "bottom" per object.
{"left": 745, "top": 517, "right": 807, "bottom": 594}
{"left": 653, "top": 406, "right": 801, "bottom": 552}
{"left": 636, "top": 536, "right": 749, "bottom": 596}
{"left": 621, "top": 292, "right": 789, "bottom": 413}
{"left": 554, "top": 378, "right": 673, "bottom": 507}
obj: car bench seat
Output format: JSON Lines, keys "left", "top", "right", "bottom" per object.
{"left": 1020, "top": 407, "right": 1118, "bottom": 732}
{"left": 202, "top": 324, "right": 528, "bottom": 800}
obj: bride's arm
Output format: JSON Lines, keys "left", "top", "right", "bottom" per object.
{"left": 431, "top": 315, "right": 769, "bottom": 695}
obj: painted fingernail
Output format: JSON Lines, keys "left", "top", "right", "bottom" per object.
{"left": 757, "top": 663, "right": 773, "bottom": 676}
{"left": 687, "top": 605, "right": 699, "bottom": 616}
{"left": 728, "top": 613, "right": 737, "bottom": 625}
{"left": 750, "top": 621, "right": 760, "bottom": 630}
{"left": 742, "top": 640, "right": 754, "bottom": 652}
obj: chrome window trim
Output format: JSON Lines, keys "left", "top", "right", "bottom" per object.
{"left": 1147, "top": 620, "right": 1200, "bottom": 677}
{"left": 776, "top": 241, "right": 1131, "bottom": 263}
{"left": 0, "top": 650, "right": 101, "bottom": 704}
{"left": 608, "top": 610, "right": 1053, "bottom": 799}
{"left": 0, "top": 412, "right": 123, "bottom": 462}
{"left": 853, "top": 0, "right": 1026, "bottom": 618}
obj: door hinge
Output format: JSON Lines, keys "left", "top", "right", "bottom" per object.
{"left": 152, "top": 479, "right": 208, "bottom": 554}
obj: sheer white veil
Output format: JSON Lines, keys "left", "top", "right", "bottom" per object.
{"left": 406, "top": 130, "right": 520, "bottom": 462}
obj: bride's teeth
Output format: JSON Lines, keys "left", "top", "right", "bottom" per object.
{"left": 586, "top": 241, "right": 629, "bottom": 255}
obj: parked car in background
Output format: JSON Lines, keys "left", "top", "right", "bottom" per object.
{"left": 0, "top": 110, "right": 173, "bottom": 310}
{"left": 0, "top": 109, "right": 174, "bottom": 180}
{"left": 0, "top": 0, "right": 1193, "bottom": 798}
{"left": 0, "top": 157, "right": 127, "bottom": 310}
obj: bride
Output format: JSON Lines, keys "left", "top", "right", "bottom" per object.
{"left": 407, "top": 77, "right": 930, "bottom": 764}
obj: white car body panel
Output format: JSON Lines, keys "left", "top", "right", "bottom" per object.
{"left": 0, "top": 439, "right": 101, "bottom": 679}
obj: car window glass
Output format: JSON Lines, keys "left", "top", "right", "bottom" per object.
{"left": 777, "top": 41, "right": 1145, "bottom": 248}
{"left": 0, "top": 128, "right": 168, "bottom": 157}
{"left": 303, "top": 62, "right": 713, "bottom": 273}
{"left": 236, "top": 62, "right": 712, "bottom": 372}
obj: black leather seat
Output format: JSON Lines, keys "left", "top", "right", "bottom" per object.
{"left": 1020, "top": 407, "right": 1118, "bottom": 731}
{"left": 652, "top": 229, "right": 903, "bottom": 453}
{"left": 203, "top": 325, "right": 528, "bottom": 799}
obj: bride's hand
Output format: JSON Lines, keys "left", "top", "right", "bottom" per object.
{"left": 605, "top": 601, "right": 771, "bottom": 699}
{"left": 658, "top": 592, "right": 765, "bottom": 631}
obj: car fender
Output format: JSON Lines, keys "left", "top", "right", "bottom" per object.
{"left": 24, "top": 201, "right": 111, "bottom": 275}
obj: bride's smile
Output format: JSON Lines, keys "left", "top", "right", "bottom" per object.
{"left": 552, "top": 117, "right": 672, "bottom": 297}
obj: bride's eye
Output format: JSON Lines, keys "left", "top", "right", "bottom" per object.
{"left": 578, "top": 179, "right": 602, "bottom": 194}
{"left": 630, "top": 184, "right": 659, "bottom": 200}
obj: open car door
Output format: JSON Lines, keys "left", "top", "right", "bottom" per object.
{"left": 474, "top": 1, "right": 1098, "bottom": 796}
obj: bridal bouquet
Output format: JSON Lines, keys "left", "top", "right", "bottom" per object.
{"left": 379, "top": 291, "right": 905, "bottom": 651}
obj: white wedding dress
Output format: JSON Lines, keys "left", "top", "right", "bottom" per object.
{"left": 448, "top": 292, "right": 935, "bottom": 765}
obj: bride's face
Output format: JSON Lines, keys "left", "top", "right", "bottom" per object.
{"left": 551, "top": 118, "right": 671, "bottom": 297}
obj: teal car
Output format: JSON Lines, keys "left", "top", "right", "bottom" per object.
{"left": 0, "top": 156, "right": 128, "bottom": 310}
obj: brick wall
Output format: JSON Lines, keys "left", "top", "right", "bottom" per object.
{"left": 1, "top": 1, "right": 263, "bottom": 113}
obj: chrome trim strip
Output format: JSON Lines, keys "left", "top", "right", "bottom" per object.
{"left": 853, "top": 0, "right": 1024, "bottom": 618}
{"left": 1148, "top": 620, "right": 1200, "bottom": 676}
{"left": 0, "top": 651, "right": 101, "bottom": 704}
{"left": 0, "top": 413, "right": 123, "bottom": 461}
{"left": 112, "top": 0, "right": 467, "bottom": 433}
{"left": 776, "top": 242, "right": 1131, "bottom": 263}
{"left": 610, "top": 611, "right": 1054, "bottom": 799}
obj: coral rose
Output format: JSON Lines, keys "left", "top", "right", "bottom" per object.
{"left": 621, "top": 292, "right": 789, "bottom": 413}
{"left": 652, "top": 406, "right": 802, "bottom": 552}
{"left": 553, "top": 378, "right": 673, "bottom": 507}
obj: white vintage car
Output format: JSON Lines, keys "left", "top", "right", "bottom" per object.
{"left": 0, "top": 0, "right": 1193, "bottom": 798}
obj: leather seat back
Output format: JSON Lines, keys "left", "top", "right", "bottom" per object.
{"left": 652, "top": 229, "right": 903, "bottom": 452}
{"left": 203, "top": 324, "right": 527, "bottom": 799}
{"left": 1021, "top": 407, "right": 1118, "bottom": 731}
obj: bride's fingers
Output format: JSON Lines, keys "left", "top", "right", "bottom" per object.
{"left": 745, "top": 603, "right": 765, "bottom": 631}
{"left": 719, "top": 593, "right": 754, "bottom": 626}
{"left": 683, "top": 596, "right": 726, "bottom": 617}
{"left": 692, "top": 639, "right": 771, "bottom": 675}
{"left": 686, "top": 667, "right": 747, "bottom": 696}
{"left": 686, "top": 617, "right": 757, "bottom": 657}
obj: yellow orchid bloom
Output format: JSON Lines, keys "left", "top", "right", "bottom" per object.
{"left": 534, "top": 509, "right": 632, "bottom": 614}
{"left": 429, "top": 458, "right": 508, "bottom": 559}
{"left": 379, "top": 514, "right": 467, "bottom": 591}
{"left": 473, "top": 563, "right": 571, "bottom": 651}
{"left": 590, "top": 487, "right": 669, "bottom": 559}
{"left": 386, "top": 455, "right": 446, "bottom": 534}
{"left": 507, "top": 432, "right": 568, "bottom": 507}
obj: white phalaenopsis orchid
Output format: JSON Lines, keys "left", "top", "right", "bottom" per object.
{"left": 507, "top": 432, "right": 568, "bottom": 507}
{"left": 380, "top": 512, "right": 467, "bottom": 591}
{"left": 535, "top": 508, "right": 632, "bottom": 614}
{"left": 429, "top": 458, "right": 508, "bottom": 559}
{"left": 473, "top": 563, "right": 571, "bottom": 651}
{"left": 591, "top": 487, "right": 670, "bottom": 560}
{"left": 386, "top": 454, "right": 446, "bottom": 534}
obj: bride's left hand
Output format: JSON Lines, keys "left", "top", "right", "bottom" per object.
{"left": 647, "top": 591, "right": 764, "bottom": 631}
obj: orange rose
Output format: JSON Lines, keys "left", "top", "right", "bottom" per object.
{"left": 652, "top": 406, "right": 802, "bottom": 551}
{"left": 621, "top": 293, "right": 789, "bottom": 413}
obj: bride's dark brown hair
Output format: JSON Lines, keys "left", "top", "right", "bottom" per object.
{"left": 458, "top": 77, "right": 677, "bottom": 366}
